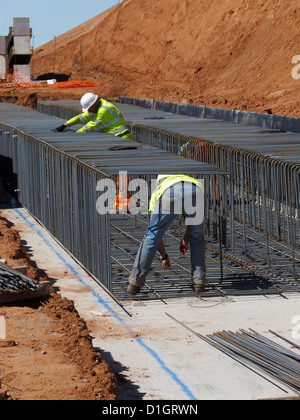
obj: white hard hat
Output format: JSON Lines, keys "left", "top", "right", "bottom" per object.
{"left": 81, "top": 93, "right": 98, "bottom": 112}
{"left": 156, "top": 174, "right": 173, "bottom": 187}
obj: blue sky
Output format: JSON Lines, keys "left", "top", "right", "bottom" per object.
{"left": 0, "top": 0, "right": 120, "bottom": 48}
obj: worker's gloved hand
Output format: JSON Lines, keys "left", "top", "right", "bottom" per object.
{"left": 161, "top": 255, "right": 171, "bottom": 270}
{"left": 179, "top": 239, "right": 189, "bottom": 256}
{"left": 53, "top": 124, "right": 67, "bottom": 133}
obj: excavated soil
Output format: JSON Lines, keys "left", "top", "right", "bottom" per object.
{"left": 1, "top": 0, "right": 300, "bottom": 116}
{"left": 0, "top": 213, "right": 118, "bottom": 400}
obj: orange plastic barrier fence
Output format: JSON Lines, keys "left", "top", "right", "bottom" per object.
{"left": 0, "top": 81, "right": 48, "bottom": 89}
{"left": 50, "top": 80, "right": 101, "bottom": 89}
{"left": 0, "top": 79, "right": 101, "bottom": 90}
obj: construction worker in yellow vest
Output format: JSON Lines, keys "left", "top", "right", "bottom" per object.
{"left": 54, "top": 93, "right": 133, "bottom": 139}
{"left": 127, "top": 174, "right": 206, "bottom": 295}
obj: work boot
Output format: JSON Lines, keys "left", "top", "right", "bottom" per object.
{"left": 127, "top": 283, "right": 141, "bottom": 295}
{"left": 193, "top": 280, "right": 207, "bottom": 293}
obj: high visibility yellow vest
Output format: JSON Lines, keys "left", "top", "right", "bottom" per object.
{"left": 66, "top": 99, "right": 133, "bottom": 139}
{"left": 149, "top": 175, "right": 204, "bottom": 213}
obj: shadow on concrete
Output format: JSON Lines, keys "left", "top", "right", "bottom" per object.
{"left": 95, "top": 347, "right": 146, "bottom": 400}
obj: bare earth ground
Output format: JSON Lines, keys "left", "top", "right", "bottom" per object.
{"left": 2, "top": 0, "right": 300, "bottom": 116}
{"left": 26, "top": 0, "right": 300, "bottom": 118}
{"left": 0, "top": 213, "right": 118, "bottom": 400}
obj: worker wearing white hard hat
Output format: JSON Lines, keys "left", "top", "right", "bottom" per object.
{"left": 54, "top": 93, "right": 133, "bottom": 139}
{"left": 81, "top": 92, "right": 98, "bottom": 112}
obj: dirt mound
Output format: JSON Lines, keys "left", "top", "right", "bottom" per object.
{"left": 0, "top": 215, "right": 45, "bottom": 281}
{"left": 0, "top": 212, "right": 119, "bottom": 400}
{"left": 28, "top": 0, "right": 300, "bottom": 117}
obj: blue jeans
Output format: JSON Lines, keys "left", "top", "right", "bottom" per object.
{"left": 129, "top": 184, "right": 206, "bottom": 288}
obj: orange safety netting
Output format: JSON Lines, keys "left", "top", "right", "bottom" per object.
{"left": 50, "top": 80, "right": 101, "bottom": 89}
{"left": 0, "top": 80, "right": 101, "bottom": 90}
{"left": 0, "top": 81, "right": 48, "bottom": 89}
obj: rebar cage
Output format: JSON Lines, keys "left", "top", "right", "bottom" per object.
{"left": 37, "top": 101, "right": 300, "bottom": 286}
{"left": 0, "top": 103, "right": 230, "bottom": 300}
{"left": 0, "top": 102, "right": 299, "bottom": 300}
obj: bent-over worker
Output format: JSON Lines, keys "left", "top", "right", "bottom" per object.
{"left": 54, "top": 93, "right": 133, "bottom": 139}
{"left": 127, "top": 174, "right": 206, "bottom": 295}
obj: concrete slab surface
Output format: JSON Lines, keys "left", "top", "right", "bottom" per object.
{"left": 2, "top": 207, "right": 300, "bottom": 400}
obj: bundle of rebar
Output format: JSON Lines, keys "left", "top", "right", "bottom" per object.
{"left": 203, "top": 329, "right": 300, "bottom": 393}
{"left": 0, "top": 266, "right": 43, "bottom": 294}
{"left": 166, "top": 312, "right": 300, "bottom": 394}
